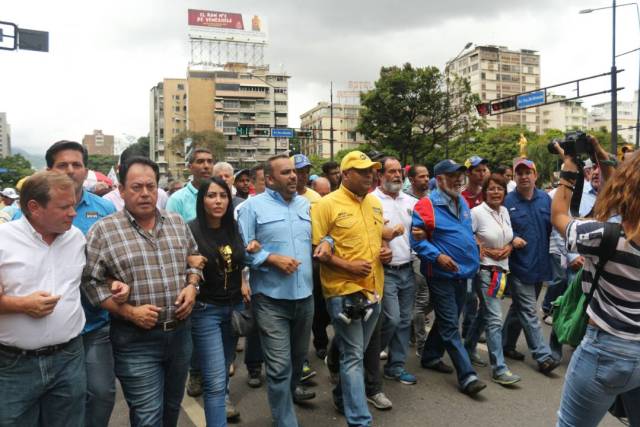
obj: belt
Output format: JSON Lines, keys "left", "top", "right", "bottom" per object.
{"left": 111, "top": 316, "right": 184, "bottom": 332}
{"left": 0, "top": 336, "right": 79, "bottom": 357}
{"left": 384, "top": 262, "right": 412, "bottom": 271}
{"left": 479, "top": 265, "right": 506, "bottom": 273}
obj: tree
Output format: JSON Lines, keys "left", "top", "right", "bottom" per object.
{"left": 358, "top": 63, "right": 482, "bottom": 164}
{"left": 87, "top": 155, "right": 118, "bottom": 175}
{"left": 121, "top": 136, "right": 151, "bottom": 160}
{"left": 169, "top": 130, "right": 226, "bottom": 163}
{"left": 0, "top": 154, "right": 34, "bottom": 188}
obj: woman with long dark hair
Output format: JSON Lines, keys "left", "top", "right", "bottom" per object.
{"left": 189, "top": 177, "right": 247, "bottom": 426}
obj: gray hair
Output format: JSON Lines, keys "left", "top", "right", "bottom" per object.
{"left": 213, "top": 161, "right": 234, "bottom": 175}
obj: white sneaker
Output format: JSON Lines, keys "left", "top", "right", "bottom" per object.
{"left": 379, "top": 350, "right": 388, "bottom": 360}
{"left": 367, "top": 392, "right": 392, "bottom": 410}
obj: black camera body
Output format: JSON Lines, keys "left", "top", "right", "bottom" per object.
{"left": 547, "top": 131, "right": 594, "bottom": 158}
{"left": 337, "top": 293, "right": 376, "bottom": 325}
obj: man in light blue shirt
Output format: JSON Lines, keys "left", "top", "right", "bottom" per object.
{"left": 165, "top": 148, "right": 214, "bottom": 223}
{"left": 237, "top": 154, "right": 314, "bottom": 427}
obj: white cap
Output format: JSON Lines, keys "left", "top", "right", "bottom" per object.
{"left": 1, "top": 188, "right": 19, "bottom": 199}
{"left": 583, "top": 159, "right": 594, "bottom": 169}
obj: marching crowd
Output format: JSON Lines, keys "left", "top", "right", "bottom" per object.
{"left": 0, "top": 136, "right": 639, "bottom": 427}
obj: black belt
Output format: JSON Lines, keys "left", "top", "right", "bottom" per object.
{"left": 0, "top": 336, "right": 79, "bottom": 357}
{"left": 384, "top": 262, "right": 412, "bottom": 271}
{"left": 111, "top": 316, "right": 184, "bottom": 332}
{"left": 479, "top": 265, "right": 506, "bottom": 273}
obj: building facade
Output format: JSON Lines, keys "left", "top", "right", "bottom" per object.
{"left": 588, "top": 92, "right": 638, "bottom": 145}
{"left": 447, "top": 45, "right": 541, "bottom": 133}
{"left": 0, "top": 113, "right": 11, "bottom": 158}
{"left": 299, "top": 102, "right": 368, "bottom": 159}
{"left": 539, "top": 94, "right": 588, "bottom": 133}
{"left": 82, "top": 130, "right": 114, "bottom": 156}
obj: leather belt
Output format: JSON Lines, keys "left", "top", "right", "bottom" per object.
{"left": 0, "top": 336, "right": 79, "bottom": 357}
{"left": 384, "top": 262, "right": 412, "bottom": 271}
{"left": 111, "top": 317, "right": 183, "bottom": 332}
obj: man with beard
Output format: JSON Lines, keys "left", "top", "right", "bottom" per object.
{"left": 373, "top": 157, "right": 419, "bottom": 385}
{"left": 321, "top": 161, "right": 341, "bottom": 192}
{"left": 411, "top": 159, "right": 485, "bottom": 396}
{"left": 404, "top": 165, "right": 430, "bottom": 200}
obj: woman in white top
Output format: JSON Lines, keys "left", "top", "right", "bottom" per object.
{"left": 464, "top": 174, "right": 523, "bottom": 386}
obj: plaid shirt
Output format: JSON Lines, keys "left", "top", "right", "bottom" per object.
{"left": 82, "top": 209, "right": 201, "bottom": 321}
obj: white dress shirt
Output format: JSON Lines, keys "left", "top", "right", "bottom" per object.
{"left": 372, "top": 188, "right": 418, "bottom": 266}
{"left": 471, "top": 202, "right": 514, "bottom": 271}
{"left": 0, "top": 217, "right": 86, "bottom": 349}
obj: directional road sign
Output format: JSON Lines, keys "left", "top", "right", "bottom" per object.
{"left": 516, "top": 90, "right": 545, "bottom": 109}
{"left": 271, "top": 128, "right": 294, "bottom": 138}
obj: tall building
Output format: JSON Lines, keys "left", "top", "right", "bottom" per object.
{"left": 299, "top": 102, "right": 368, "bottom": 159}
{"left": 0, "top": 113, "right": 11, "bottom": 158}
{"left": 447, "top": 45, "right": 541, "bottom": 133}
{"left": 539, "top": 94, "right": 588, "bottom": 133}
{"left": 588, "top": 91, "right": 638, "bottom": 145}
{"left": 149, "top": 64, "right": 289, "bottom": 182}
{"left": 82, "top": 130, "right": 115, "bottom": 156}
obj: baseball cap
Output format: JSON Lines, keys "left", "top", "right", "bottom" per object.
{"left": 1, "top": 188, "right": 19, "bottom": 199}
{"left": 291, "top": 154, "right": 312, "bottom": 169}
{"left": 514, "top": 158, "right": 537, "bottom": 173}
{"left": 583, "top": 159, "right": 594, "bottom": 169}
{"left": 434, "top": 159, "right": 466, "bottom": 176}
{"left": 234, "top": 169, "right": 250, "bottom": 180}
{"left": 340, "top": 151, "right": 381, "bottom": 171}
{"left": 465, "top": 155, "right": 488, "bottom": 169}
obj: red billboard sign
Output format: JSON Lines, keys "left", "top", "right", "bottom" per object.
{"left": 188, "top": 9, "right": 244, "bottom": 30}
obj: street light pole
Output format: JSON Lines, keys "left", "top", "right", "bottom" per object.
{"left": 330, "top": 81, "right": 334, "bottom": 160}
{"left": 444, "top": 42, "right": 473, "bottom": 159}
{"left": 611, "top": 0, "right": 618, "bottom": 155}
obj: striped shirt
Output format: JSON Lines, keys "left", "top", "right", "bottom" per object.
{"left": 566, "top": 219, "right": 640, "bottom": 341}
{"left": 82, "top": 209, "right": 201, "bottom": 321}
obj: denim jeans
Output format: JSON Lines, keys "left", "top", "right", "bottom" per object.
{"left": 252, "top": 294, "right": 314, "bottom": 427}
{"left": 421, "top": 277, "right": 477, "bottom": 388}
{"left": 83, "top": 325, "right": 116, "bottom": 427}
{"left": 461, "top": 279, "right": 479, "bottom": 340}
{"left": 0, "top": 335, "right": 86, "bottom": 427}
{"left": 192, "top": 301, "right": 243, "bottom": 427}
{"left": 327, "top": 294, "right": 381, "bottom": 427}
{"left": 557, "top": 326, "right": 640, "bottom": 427}
{"left": 110, "top": 319, "right": 192, "bottom": 427}
{"left": 501, "top": 275, "right": 552, "bottom": 363}
{"left": 412, "top": 261, "right": 432, "bottom": 355}
{"left": 465, "top": 270, "right": 510, "bottom": 376}
{"left": 543, "top": 254, "right": 567, "bottom": 315}
{"left": 380, "top": 265, "right": 416, "bottom": 376}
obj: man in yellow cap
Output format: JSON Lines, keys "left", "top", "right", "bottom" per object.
{"left": 311, "top": 150, "right": 392, "bottom": 426}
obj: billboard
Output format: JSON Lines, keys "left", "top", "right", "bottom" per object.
{"left": 188, "top": 9, "right": 268, "bottom": 44}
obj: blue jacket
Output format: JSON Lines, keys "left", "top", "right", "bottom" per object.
{"left": 504, "top": 188, "right": 552, "bottom": 283}
{"left": 411, "top": 189, "right": 479, "bottom": 280}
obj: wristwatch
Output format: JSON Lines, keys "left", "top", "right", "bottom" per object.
{"left": 188, "top": 282, "right": 200, "bottom": 295}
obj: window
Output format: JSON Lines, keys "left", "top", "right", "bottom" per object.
{"left": 217, "top": 83, "right": 240, "bottom": 91}
{"left": 274, "top": 88, "right": 287, "bottom": 94}
{"left": 177, "top": 84, "right": 185, "bottom": 90}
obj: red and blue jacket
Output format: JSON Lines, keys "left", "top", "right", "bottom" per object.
{"left": 410, "top": 189, "right": 479, "bottom": 280}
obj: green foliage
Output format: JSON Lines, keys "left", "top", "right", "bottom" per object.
{"left": 121, "top": 136, "right": 151, "bottom": 160}
{"left": 0, "top": 154, "right": 34, "bottom": 188}
{"left": 170, "top": 130, "right": 226, "bottom": 163}
{"left": 87, "top": 155, "right": 118, "bottom": 175}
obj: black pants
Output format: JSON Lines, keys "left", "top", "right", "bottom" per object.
{"left": 312, "top": 261, "right": 331, "bottom": 352}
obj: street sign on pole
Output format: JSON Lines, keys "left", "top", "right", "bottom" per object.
{"left": 0, "top": 21, "right": 17, "bottom": 51}
{"left": 270, "top": 128, "right": 294, "bottom": 138}
{"left": 516, "top": 90, "right": 545, "bottom": 109}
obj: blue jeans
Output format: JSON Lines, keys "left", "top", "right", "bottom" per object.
{"left": 83, "top": 325, "right": 116, "bottom": 427}
{"left": 192, "top": 301, "right": 243, "bottom": 427}
{"left": 0, "top": 335, "right": 86, "bottom": 427}
{"left": 501, "top": 275, "right": 552, "bottom": 364}
{"left": 327, "top": 294, "right": 381, "bottom": 427}
{"left": 421, "top": 277, "right": 477, "bottom": 388}
{"left": 543, "top": 254, "right": 567, "bottom": 315}
{"left": 557, "top": 326, "right": 640, "bottom": 426}
{"left": 461, "top": 279, "right": 479, "bottom": 339}
{"left": 110, "top": 319, "right": 192, "bottom": 427}
{"left": 380, "top": 265, "right": 416, "bottom": 376}
{"left": 465, "top": 270, "right": 510, "bottom": 376}
{"left": 252, "top": 294, "right": 313, "bottom": 427}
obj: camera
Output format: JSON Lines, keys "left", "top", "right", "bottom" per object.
{"left": 547, "top": 131, "right": 594, "bottom": 158}
{"left": 337, "top": 293, "right": 377, "bottom": 325}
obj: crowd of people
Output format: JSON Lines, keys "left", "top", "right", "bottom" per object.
{"left": 0, "top": 136, "right": 639, "bottom": 427}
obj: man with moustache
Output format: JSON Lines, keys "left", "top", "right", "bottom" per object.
{"left": 411, "top": 159, "right": 485, "bottom": 396}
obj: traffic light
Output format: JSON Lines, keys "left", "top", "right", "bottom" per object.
{"left": 253, "top": 128, "right": 270, "bottom": 137}
{"left": 236, "top": 126, "right": 250, "bottom": 136}
{"left": 295, "top": 129, "right": 313, "bottom": 138}
{"left": 475, "top": 103, "right": 490, "bottom": 117}
{"left": 491, "top": 98, "right": 516, "bottom": 113}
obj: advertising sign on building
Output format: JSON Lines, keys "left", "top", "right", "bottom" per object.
{"left": 188, "top": 9, "right": 268, "bottom": 44}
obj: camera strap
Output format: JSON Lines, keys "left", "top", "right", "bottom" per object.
{"left": 569, "top": 160, "right": 585, "bottom": 217}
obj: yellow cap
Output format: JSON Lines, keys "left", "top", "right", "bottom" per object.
{"left": 340, "top": 151, "right": 381, "bottom": 171}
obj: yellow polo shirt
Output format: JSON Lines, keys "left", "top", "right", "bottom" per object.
{"left": 311, "top": 185, "right": 384, "bottom": 298}
{"left": 300, "top": 187, "right": 322, "bottom": 205}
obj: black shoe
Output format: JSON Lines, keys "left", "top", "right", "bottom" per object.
{"left": 293, "top": 386, "right": 316, "bottom": 404}
{"left": 503, "top": 348, "right": 525, "bottom": 361}
{"left": 462, "top": 379, "right": 487, "bottom": 396}
{"left": 538, "top": 357, "right": 560, "bottom": 375}
{"left": 421, "top": 360, "right": 454, "bottom": 374}
{"left": 247, "top": 370, "right": 262, "bottom": 388}
{"left": 315, "top": 348, "right": 328, "bottom": 360}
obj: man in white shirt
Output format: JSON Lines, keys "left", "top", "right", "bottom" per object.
{"left": 373, "top": 157, "right": 419, "bottom": 386}
{"left": 0, "top": 172, "right": 88, "bottom": 427}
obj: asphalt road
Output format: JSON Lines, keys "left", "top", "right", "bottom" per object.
{"left": 109, "top": 294, "right": 623, "bottom": 427}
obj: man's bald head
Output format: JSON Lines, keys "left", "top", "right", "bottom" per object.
{"left": 312, "top": 176, "right": 331, "bottom": 197}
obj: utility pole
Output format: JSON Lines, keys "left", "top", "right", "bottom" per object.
{"left": 611, "top": 0, "right": 618, "bottom": 155}
{"left": 330, "top": 81, "right": 334, "bottom": 160}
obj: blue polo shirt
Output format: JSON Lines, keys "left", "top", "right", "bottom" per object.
{"left": 166, "top": 182, "right": 198, "bottom": 222}
{"left": 76, "top": 190, "right": 116, "bottom": 333}
{"left": 504, "top": 188, "right": 552, "bottom": 283}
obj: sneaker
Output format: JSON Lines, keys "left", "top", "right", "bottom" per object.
{"left": 225, "top": 397, "right": 240, "bottom": 420}
{"left": 384, "top": 370, "right": 417, "bottom": 385}
{"left": 492, "top": 370, "right": 522, "bottom": 386}
{"left": 367, "top": 392, "right": 392, "bottom": 410}
{"left": 247, "top": 370, "right": 262, "bottom": 388}
{"left": 538, "top": 357, "right": 560, "bottom": 375}
{"left": 228, "top": 363, "right": 235, "bottom": 377}
{"left": 301, "top": 360, "right": 317, "bottom": 382}
{"left": 421, "top": 360, "right": 454, "bottom": 374}
{"left": 503, "top": 348, "right": 525, "bottom": 361}
{"left": 543, "top": 314, "right": 553, "bottom": 326}
{"left": 461, "top": 379, "right": 487, "bottom": 396}
{"left": 293, "top": 386, "right": 316, "bottom": 404}
{"left": 186, "top": 372, "right": 203, "bottom": 397}
{"left": 469, "top": 352, "right": 488, "bottom": 367}
{"left": 315, "top": 348, "right": 328, "bottom": 360}
{"left": 379, "top": 350, "right": 388, "bottom": 360}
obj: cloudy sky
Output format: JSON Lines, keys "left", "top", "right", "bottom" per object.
{"left": 2, "top": 0, "right": 639, "bottom": 155}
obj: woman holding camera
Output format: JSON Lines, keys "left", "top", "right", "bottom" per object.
{"left": 553, "top": 140, "right": 640, "bottom": 426}
{"left": 189, "top": 177, "right": 249, "bottom": 426}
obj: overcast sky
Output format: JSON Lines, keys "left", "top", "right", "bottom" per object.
{"left": 2, "top": 0, "right": 639, "bottom": 155}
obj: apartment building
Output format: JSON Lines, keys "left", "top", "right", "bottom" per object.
{"left": 0, "top": 113, "right": 11, "bottom": 158}
{"left": 82, "top": 130, "right": 115, "bottom": 156}
{"left": 539, "top": 94, "right": 588, "bottom": 133}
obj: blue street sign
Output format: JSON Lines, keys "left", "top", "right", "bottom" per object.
{"left": 271, "top": 128, "right": 294, "bottom": 138}
{"left": 0, "top": 168, "right": 7, "bottom": 173}
{"left": 517, "top": 90, "right": 545, "bottom": 109}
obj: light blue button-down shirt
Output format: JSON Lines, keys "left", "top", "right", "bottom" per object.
{"left": 237, "top": 188, "right": 313, "bottom": 300}
{"left": 166, "top": 182, "right": 198, "bottom": 222}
